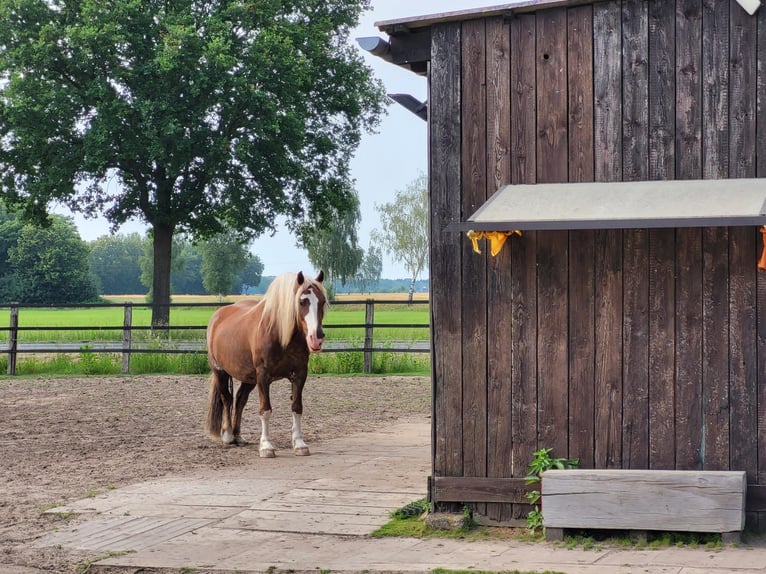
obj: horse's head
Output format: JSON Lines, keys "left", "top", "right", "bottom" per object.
{"left": 296, "top": 270, "right": 327, "bottom": 353}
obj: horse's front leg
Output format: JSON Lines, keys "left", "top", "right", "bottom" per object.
{"left": 290, "top": 372, "right": 310, "bottom": 456}
{"left": 256, "top": 375, "right": 276, "bottom": 458}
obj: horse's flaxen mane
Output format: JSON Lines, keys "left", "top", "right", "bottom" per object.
{"left": 259, "top": 272, "right": 328, "bottom": 348}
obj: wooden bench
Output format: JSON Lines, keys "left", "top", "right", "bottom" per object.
{"left": 541, "top": 469, "right": 746, "bottom": 542}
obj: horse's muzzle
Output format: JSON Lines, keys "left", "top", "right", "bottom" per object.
{"left": 307, "top": 334, "right": 324, "bottom": 353}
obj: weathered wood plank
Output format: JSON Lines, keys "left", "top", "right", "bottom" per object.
{"left": 648, "top": 228, "right": 676, "bottom": 470}
{"left": 535, "top": 6, "right": 568, "bottom": 455}
{"left": 594, "top": 0, "right": 622, "bottom": 183}
{"left": 429, "top": 22, "right": 463, "bottom": 489}
{"left": 622, "top": 228, "right": 649, "bottom": 469}
{"left": 675, "top": 0, "right": 702, "bottom": 179}
{"left": 432, "top": 476, "right": 531, "bottom": 505}
{"left": 593, "top": 0, "right": 622, "bottom": 470}
{"left": 701, "top": 0, "right": 729, "bottom": 179}
{"left": 702, "top": 226, "right": 730, "bottom": 470}
{"left": 460, "top": 18, "right": 488, "bottom": 518}
{"left": 622, "top": 0, "right": 648, "bottom": 181}
{"left": 542, "top": 469, "right": 746, "bottom": 533}
{"left": 621, "top": 0, "right": 649, "bottom": 470}
{"left": 594, "top": 230, "right": 623, "bottom": 469}
{"left": 485, "top": 15, "right": 513, "bottom": 523}
{"left": 566, "top": 4, "right": 595, "bottom": 469}
{"left": 729, "top": 7, "right": 758, "bottom": 523}
{"left": 509, "top": 12, "right": 538, "bottom": 521}
{"left": 675, "top": 228, "right": 703, "bottom": 469}
{"left": 648, "top": 0, "right": 675, "bottom": 180}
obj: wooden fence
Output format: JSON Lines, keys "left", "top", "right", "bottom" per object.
{"left": 1, "top": 299, "right": 430, "bottom": 375}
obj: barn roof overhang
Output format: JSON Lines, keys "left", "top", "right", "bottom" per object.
{"left": 446, "top": 179, "right": 766, "bottom": 232}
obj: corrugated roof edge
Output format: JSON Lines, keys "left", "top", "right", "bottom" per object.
{"left": 375, "top": 0, "right": 606, "bottom": 33}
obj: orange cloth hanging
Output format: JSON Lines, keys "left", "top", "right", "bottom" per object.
{"left": 467, "top": 229, "right": 522, "bottom": 256}
{"left": 758, "top": 226, "right": 766, "bottom": 271}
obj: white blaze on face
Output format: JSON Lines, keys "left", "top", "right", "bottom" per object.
{"left": 302, "top": 288, "right": 323, "bottom": 352}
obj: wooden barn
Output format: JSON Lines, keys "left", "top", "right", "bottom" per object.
{"left": 367, "top": 0, "right": 766, "bottom": 528}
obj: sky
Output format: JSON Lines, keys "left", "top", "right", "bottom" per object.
{"left": 63, "top": 0, "right": 502, "bottom": 280}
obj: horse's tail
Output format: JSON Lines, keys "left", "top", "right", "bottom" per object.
{"left": 205, "top": 370, "right": 228, "bottom": 440}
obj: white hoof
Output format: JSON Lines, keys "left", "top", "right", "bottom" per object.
{"left": 259, "top": 448, "right": 276, "bottom": 458}
{"left": 222, "top": 431, "right": 235, "bottom": 444}
{"left": 294, "top": 446, "right": 311, "bottom": 456}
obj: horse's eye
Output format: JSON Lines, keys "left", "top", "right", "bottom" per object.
{"left": 300, "top": 298, "right": 309, "bottom": 306}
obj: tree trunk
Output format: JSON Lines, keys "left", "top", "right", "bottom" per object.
{"left": 408, "top": 276, "right": 415, "bottom": 303}
{"left": 151, "top": 223, "right": 173, "bottom": 329}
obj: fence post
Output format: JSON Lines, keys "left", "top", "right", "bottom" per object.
{"left": 122, "top": 303, "right": 132, "bottom": 374}
{"left": 363, "top": 299, "right": 374, "bottom": 374}
{"left": 8, "top": 303, "right": 18, "bottom": 376}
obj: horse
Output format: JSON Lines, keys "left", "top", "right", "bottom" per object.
{"left": 205, "top": 270, "right": 328, "bottom": 458}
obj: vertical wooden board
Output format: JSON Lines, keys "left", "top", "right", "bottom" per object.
{"left": 536, "top": 7, "right": 568, "bottom": 184}
{"left": 485, "top": 16, "right": 513, "bottom": 522}
{"left": 622, "top": 228, "right": 649, "bottom": 469}
{"left": 675, "top": 0, "right": 702, "bottom": 178}
{"left": 460, "top": 18, "right": 487, "bottom": 516}
{"left": 567, "top": 4, "right": 595, "bottom": 469}
{"left": 648, "top": 228, "right": 676, "bottom": 470}
{"left": 621, "top": 0, "right": 649, "bottom": 182}
{"left": 729, "top": 4, "right": 758, "bottom": 501}
{"left": 730, "top": 2, "right": 757, "bottom": 179}
{"left": 594, "top": 1, "right": 622, "bottom": 183}
{"left": 567, "top": 5, "right": 594, "bottom": 183}
{"left": 509, "top": 13, "right": 538, "bottom": 519}
{"left": 648, "top": 0, "right": 675, "bottom": 180}
{"left": 702, "top": 227, "right": 730, "bottom": 470}
{"left": 729, "top": 229, "right": 758, "bottom": 478}
{"left": 701, "top": 0, "right": 730, "bottom": 179}
{"left": 621, "top": 0, "right": 649, "bottom": 470}
{"left": 593, "top": 0, "right": 622, "bottom": 470}
{"left": 757, "top": 5, "right": 766, "bottom": 526}
{"left": 429, "top": 22, "right": 463, "bottom": 487}
{"left": 594, "top": 230, "right": 623, "bottom": 469}
{"left": 535, "top": 6, "right": 568, "bottom": 455}
{"left": 675, "top": 228, "right": 703, "bottom": 470}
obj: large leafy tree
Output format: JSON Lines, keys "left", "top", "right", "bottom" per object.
{"left": 88, "top": 232, "right": 146, "bottom": 295}
{"left": 0, "top": 0, "right": 386, "bottom": 325}
{"left": 199, "top": 231, "right": 249, "bottom": 299}
{"left": 305, "top": 194, "right": 363, "bottom": 289}
{"left": 372, "top": 172, "right": 429, "bottom": 302}
{"left": 8, "top": 215, "right": 99, "bottom": 304}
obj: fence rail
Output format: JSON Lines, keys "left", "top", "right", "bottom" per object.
{"left": 1, "top": 299, "right": 430, "bottom": 375}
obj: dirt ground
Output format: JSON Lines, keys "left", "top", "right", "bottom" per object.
{"left": 0, "top": 374, "right": 431, "bottom": 573}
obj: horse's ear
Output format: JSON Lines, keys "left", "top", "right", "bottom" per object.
{"left": 316, "top": 270, "right": 324, "bottom": 283}
{"left": 296, "top": 271, "right": 305, "bottom": 285}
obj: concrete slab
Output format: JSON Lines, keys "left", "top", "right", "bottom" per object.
{"left": 33, "top": 418, "right": 766, "bottom": 574}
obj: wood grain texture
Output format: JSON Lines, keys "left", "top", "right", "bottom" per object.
{"left": 648, "top": 0, "right": 675, "bottom": 180}
{"left": 460, "top": 18, "right": 488, "bottom": 519}
{"left": 675, "top": 0, "right": 702, "bottom": 179}
{"left": 542, "top": 469, "right": 746, "bottom": 532}
{"left": 485, "top": 15, "right": 513, "bottom": 523}
{"left": 429, "top": 22, "right": 463, "bottom": 490}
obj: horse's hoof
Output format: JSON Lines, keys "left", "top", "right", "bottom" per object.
{"left": 259, "top": 448, "right": 276, "bottom": 458}
{"left": 294, "top": 446, "right": 311, "bottom": 456}
{"left": 222, "top": 431, "right": 235, "bottom": 445}
{"left": 234, "top": 436, "right": 248, "bottom": 446}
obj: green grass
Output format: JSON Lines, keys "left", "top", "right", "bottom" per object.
{"left": 0, "top": 299, "right": 430, "bottom": 376}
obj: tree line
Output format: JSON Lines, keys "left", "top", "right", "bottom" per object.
{"left": 0, "top": 205, "right": 263, "bottom": 304}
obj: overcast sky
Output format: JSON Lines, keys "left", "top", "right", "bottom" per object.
{"left": 65, "top": 1, "right": 501, "bottom": 280}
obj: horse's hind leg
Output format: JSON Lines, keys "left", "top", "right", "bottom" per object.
{"left": 231, "top": 382, "right": 255, "bottom": 446}
{"left": 290, "top": 373, "right": 310, "bottom": 456}
{"left": 207, "top": 368, "right": 236, "bottom": 445}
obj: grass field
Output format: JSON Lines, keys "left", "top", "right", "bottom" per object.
{"left": 0, "top": 294, "right": 431, "bottom": 376}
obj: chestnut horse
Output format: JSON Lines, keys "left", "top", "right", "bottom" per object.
{"left": 205, "top": 271, "right": 327, "bottom": 457}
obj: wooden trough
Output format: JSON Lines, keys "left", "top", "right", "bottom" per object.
{"left": 542, "top": 470, "right": 747, "bottom": 542}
